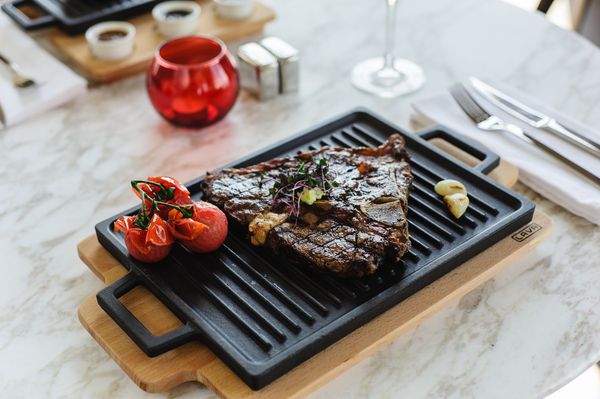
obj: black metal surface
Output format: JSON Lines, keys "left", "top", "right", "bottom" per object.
{"left": 2, "top": 0, "right": 160, "bottom": 34}
{"left": 95, "top": 108, "right": 535, "bottom": 390}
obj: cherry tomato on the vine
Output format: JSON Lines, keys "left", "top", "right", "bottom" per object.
{"left": 114, "top": 214, "right": 174, "bottom": 263}
{"left": 167, "top": 201, "right": 228, "bottom": 253}
{"left": 132, "top": 176, "right": 193, "bottom": 219}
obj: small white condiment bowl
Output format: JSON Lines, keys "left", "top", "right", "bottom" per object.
{"left": 85, "top": 21, "right": 135, "bottom": 61}
{"left": 214, "top": 0, "right": 254, "bottom": 20}
{"left": 85, "top": 21, "right": 136, "bottom": 61}
{"left": 152, "top": 1, "right": 201, "bottom": 38}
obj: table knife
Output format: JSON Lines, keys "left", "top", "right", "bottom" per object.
{"left": 469, "top": 77, "right": 600, "bottom": 159}
{"left": 450, "top": 83, "right": 600, "bottom": 187}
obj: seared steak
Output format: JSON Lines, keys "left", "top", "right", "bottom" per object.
{"left": 202, "top": 134, "right": 412, "bottom": 277}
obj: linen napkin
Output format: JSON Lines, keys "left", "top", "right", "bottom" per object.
{"left": 412, "top": 80, "right": 600, "bottom": 226}
{"left": 0, "top": 12, "right": 87, "bottom": 128}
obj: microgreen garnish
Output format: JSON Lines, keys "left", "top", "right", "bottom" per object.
{"left": 269, "top": 157, "right": 339, "bottom": 218}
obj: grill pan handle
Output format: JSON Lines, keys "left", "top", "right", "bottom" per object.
{"left": 1, "top": 0, "right": 56, "bottom": 30}
{"left": 97, "top": 272, "right": 198, "bottom": 357}
{"left": 416, "top": 128, "right": 500, "bottom": 174}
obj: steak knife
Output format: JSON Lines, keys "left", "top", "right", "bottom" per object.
{"left": 470, "top": 77, "right": 600, "bottom": 159}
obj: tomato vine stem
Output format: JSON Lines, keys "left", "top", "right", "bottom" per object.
{"left": 130, "top": 180, "right": 175, "bottom": 201}
{"left": 155, "top": 200, "right": 194, "bottom": 218}
{"left": 128, "top": 180, "right": 194, "bottom": 229}
{"left": 133, "top": 191, "right": 157, "bottom": 230}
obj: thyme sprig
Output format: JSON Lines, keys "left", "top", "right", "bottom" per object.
{"left": 269, "top": 157, "right": 339, "bottom": 218}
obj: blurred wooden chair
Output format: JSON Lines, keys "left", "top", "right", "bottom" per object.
{"left": 538, "top": 0, "right": 600, "bottom": 47}
{"left": 537, "top": 0, "right": 556, "bottom": 13}
{"left": 578, "top": 0, "right": 600, "bottom": 46}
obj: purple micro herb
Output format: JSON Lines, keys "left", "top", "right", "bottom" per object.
{"left": 268, "top": 157, "right": 339, "bottom": 218}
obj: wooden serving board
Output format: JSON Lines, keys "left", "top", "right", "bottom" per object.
{"left": 49, "top": 1, "right": 275, "bottom": 83}
{"left": 77, "top": 141, "right": 551, "bottom": 398}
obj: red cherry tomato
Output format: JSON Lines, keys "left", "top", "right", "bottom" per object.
{"left": 133, "top": 176, "right": 193, "bottom": 219}
{"left": 114, "top": 214, "right": 175, "bottom": 262}
{"left": 167, "top": 201, "right": 228, "bottom": 253}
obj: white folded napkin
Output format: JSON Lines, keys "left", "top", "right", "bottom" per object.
{"left": 412, "top": 80, "right": 600, "bottom": 226}
{"left": 0, "top": 13, "right": 87, "bottom": 128}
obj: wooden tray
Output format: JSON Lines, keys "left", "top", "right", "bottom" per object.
{"left": 77, "top": 140, "right": 551, "bottom": 398}
{"left": 49, "top": 1, "right": 275, "bottom": 83}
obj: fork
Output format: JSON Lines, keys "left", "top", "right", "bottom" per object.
{"left": 0, "top": 53, "right": 36, "bottom": 89}
{"left": 450, "top": 83, "right": 600, "bottom": 187}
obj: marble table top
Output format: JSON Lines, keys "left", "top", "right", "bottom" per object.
{"left": 1, "top": 0, "right": 600, "bottom": 397}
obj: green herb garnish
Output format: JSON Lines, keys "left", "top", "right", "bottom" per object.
{"left": 269, "top": 156, "right": 339, "bottom": 217}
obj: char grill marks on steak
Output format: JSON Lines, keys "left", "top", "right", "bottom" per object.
{"left": 202, "top": 134, "right": 413, "bottom": 277}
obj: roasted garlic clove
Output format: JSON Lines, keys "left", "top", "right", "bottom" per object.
{"left": 249, "top": 212, "right": 288, "bottom": 246}
{"left": 435, "top": 179, "right": 467, "bottom": 196}
{"left": 443, "top": 193, "right": 470, "bottom": 219}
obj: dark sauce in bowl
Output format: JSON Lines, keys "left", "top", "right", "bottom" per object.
{"left": 165, "top": 10, "right": 192, "bottom": 19}
{"left": 98, "top": 30, "right": 128, "bottom": 41}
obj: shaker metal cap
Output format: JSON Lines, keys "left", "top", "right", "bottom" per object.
{"left": 259, "top": 37, "right": 299, "bottom": 61}
{"left": 238, "top": 42, "right": 278, "bottom": 67}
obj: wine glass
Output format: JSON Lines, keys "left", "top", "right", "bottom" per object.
{"left": 351, "top": 0, "right": 425, "bottom": 98}
{"left": 147, "top": 36, "right": 240, "bottom": 128}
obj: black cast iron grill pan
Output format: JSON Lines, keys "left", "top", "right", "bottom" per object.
{"left": 95, "top": 109, "right": 535, "bottom": 390}
{"left": 2, "top": 0, "right": 160, "bottom": 34}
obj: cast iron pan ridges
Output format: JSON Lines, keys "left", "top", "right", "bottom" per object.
{"left": 2, "top": 0, "right": 160, "bottom": 34}
{"left": 95, "top": 108, "right": 535, "bottom": 389}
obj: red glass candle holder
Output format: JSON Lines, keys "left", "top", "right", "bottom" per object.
{"left": 147, "top": 36, "right": 240, "bottom": 128}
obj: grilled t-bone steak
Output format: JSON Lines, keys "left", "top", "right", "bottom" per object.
{"left": 202, "top": 134, "right": 412, "bottom": 277}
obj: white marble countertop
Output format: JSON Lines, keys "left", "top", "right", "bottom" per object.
{"left": 1, "top": 0, "right": 600, "bottom": 397}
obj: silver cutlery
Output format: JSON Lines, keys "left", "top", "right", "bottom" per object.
{"left": 0, "top": 53, "right": 36, "bottom": 89}
{"left": 470, "top": 77, "right": 600, "bottom": 159}
{"left": 450, "top": 83, "right": 600, "bottom": 187}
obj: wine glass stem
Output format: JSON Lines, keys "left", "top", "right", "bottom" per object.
{"left": 383, "top": 0, "right": 398, "bottom": 70}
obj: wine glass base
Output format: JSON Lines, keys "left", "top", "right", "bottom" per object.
{"left": 351, "top": 57, "right": 426, "bottom": 98}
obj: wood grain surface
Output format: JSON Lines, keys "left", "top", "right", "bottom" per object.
{"left": 49, "top": 1, "right": 275, "bottom": 82}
